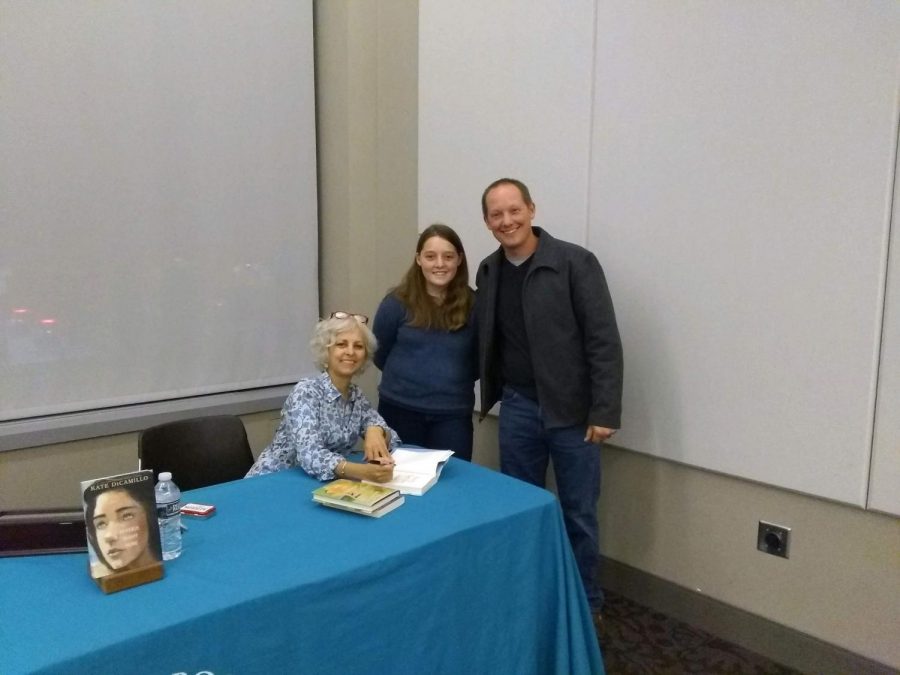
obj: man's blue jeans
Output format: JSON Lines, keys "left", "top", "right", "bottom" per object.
{"left": 498, "top": 386, "right": 603, "bottom": 610}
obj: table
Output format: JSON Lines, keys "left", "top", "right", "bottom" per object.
{"left": 1, "top": 459, "right": 603, "bottom": 674}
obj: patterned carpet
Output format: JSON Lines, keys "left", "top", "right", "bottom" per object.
{"left": 597, "top": 589, "right": 802, "bottom": 674}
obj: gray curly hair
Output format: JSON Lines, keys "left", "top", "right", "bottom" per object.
{"left": 309, "top": 316, "right": 377, "bottom": 373}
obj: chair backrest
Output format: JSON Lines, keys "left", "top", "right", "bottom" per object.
{"left": 138, "top": 415, "right": 255, "bottom": 491}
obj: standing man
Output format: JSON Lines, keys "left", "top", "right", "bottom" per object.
{"left": 476, "top": 178, "right": 623, "bottom": 622}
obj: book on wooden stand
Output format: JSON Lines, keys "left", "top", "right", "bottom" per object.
{"left": 364, "top": 448, "right": 454, "bottom": 496}
{"left": 80, "top": 470, "right": 164, "bottom": 594}
{"left": 312, "top": 479, "right": 404, "bottom": 518}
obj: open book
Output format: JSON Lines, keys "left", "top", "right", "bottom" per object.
{"left": 367, "top": 448, "right": 454, "bottom": 496}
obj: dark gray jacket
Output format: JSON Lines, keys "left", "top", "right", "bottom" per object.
{"left": 475, "top": 227, "right": 623, "bottom": 429}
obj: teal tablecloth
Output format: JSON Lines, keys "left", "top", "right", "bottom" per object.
{"left": 1, "top": 459, "right": 603, "bottom": 674}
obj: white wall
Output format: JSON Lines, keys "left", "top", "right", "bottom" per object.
{"left": 418, "top": 0, "right": 596, "bottom": 265}
{"left": 870, "top": 130, "right": 900, "bottom": 513}
{"left": 588, "top": 1, "right": 899, "bottom": 508}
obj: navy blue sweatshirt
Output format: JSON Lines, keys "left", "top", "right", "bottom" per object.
{"left": 372, "top": 293, "right": 477, "bottom": 415}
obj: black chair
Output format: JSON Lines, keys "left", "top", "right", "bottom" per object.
{"left": 138, "top": 415, "right": 255, "bottom": 491}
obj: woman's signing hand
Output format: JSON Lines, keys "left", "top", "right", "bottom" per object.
{"left": 364, "top": 460, "right": 394, "bottom": 483}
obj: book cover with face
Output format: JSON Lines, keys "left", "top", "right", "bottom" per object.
{"left": 81, "top": 470, "right": 162, "bottom": 580}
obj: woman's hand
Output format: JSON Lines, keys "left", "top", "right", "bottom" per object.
{"left": 363, "top": 426, "right": 392, "bottom": 462}
{"left": 361, "top": 461, "right": 394, "bottom": 483}
{"left": 341, "top": 459, "right": 394, "bottom": 483}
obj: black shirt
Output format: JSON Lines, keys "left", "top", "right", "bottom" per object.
{"left": 497, "top": 255, "right": 537, "bottom": 401}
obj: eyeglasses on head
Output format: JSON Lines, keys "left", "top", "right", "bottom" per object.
{"left": 330, "top": 311, "right": 369, "bottom": 325}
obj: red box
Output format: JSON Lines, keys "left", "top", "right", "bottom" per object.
{"left": 180, "top": 503, "right": 216, "bottom": 518}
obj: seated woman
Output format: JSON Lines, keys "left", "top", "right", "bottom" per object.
{"left": 246, "top": 313, "right": 398, "bottom": 483}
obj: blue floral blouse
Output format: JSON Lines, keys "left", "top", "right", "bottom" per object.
{"left": 246, "top": 372, "right": 400, "bottom": 481}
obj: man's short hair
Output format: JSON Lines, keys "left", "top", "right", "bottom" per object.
{"left": 481, "top": 178, "right": 533, "bottom": 218}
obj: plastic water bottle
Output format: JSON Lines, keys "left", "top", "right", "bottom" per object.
{"left": 155, "top": 472, "right": 182, "bottom": 560}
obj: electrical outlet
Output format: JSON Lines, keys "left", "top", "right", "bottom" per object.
{"left": 757, "top": 521, "right": 791, "bottom": 558}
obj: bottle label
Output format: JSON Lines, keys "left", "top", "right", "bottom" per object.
{"left": 157, "top": 502, "right": 180, "bottom": 519}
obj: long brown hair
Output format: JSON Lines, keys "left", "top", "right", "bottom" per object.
{"left": 393, "top": 224, "right": 473, "bottom": 330}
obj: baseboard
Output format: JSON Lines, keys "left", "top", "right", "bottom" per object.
{"left": 599, "top": 557, "right": 898, "bottom": 675}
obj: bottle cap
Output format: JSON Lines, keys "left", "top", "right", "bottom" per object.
{"left": 159, "top": 471, "right": 172, "bottom": 481}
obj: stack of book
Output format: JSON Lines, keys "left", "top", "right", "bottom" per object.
{"left": 312, "top": 479, "right": 404, "bottom": 518}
